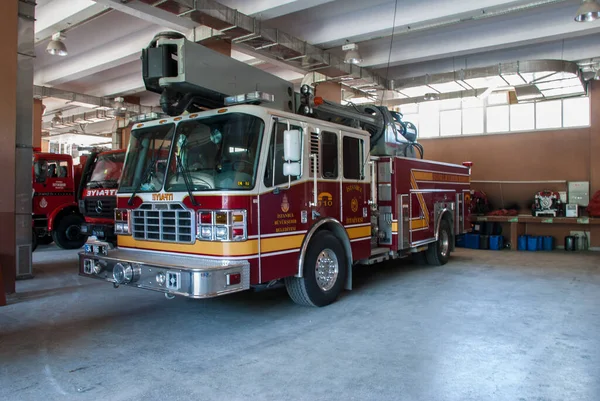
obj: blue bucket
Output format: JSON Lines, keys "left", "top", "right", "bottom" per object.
{"left": 489, "top": 235, "right": 504, "bottom": 250}
{"left": 518, "top": 235, "right": 528, "bottom": 251}
{"left": 543, "top": 236, "right": 554, "bottom": 251}
{"left": 527, "top": 236, "right": 538, "bottom": 251}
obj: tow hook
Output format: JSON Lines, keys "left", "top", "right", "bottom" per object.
{"left": 165, "top": 293, "right": 175, "bottom": 300}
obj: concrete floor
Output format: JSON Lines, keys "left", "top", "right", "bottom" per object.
{"left": 1, "top": 246, "right": 599, "bottom": 401}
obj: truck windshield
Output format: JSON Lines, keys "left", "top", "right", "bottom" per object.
{"left": 119, "top": 124, "right": 175, "bottom": 193}
{"left": 165, "top": 113, "right": 264, "bottom": 191}
{"left": 87, "top": 152, "right": 125, "bottom": 189}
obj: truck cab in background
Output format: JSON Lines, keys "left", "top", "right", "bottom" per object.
{"left": 32, "top": 152, "right": 88, "bottom": 250}
{"left": 78, "top": 149, "right": 126, "bottom": 245}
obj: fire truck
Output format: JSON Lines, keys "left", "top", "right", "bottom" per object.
{"left": 79, "top": 33, "right": 470, "bottom": 307}
{"left": 33, "top": 152, "right": 88, "bottom": 250}
{"left": 78, "top": 149, "right": 126, "bottom": 244}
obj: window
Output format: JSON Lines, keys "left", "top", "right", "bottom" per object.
{"left": 440, "top": 110, "right": 461, "bottom": 136}
{"left": 536, "top": 100, "right": 562, "bottom": 129}
{"left": 264, "top": 122, "right": 302, "bottom": 187}
{"left": 563, "top": 97, "right": 590, "bottom": 127}
{"left": 320, "top": 131, "right": 338, "bottom": 179}
{"left": 463, "top": 107, "right": 484, "bottom": 135}
{"left": 418, "top": 102, "right": 440, "bottom": 138}
{"left": 486, "top": 105, "right": 509, "bottom": 133}
{"left": 343, "top": 136, "right": 364, "bottom": 180}
{"left": 510, "top": 103, "right": 534, "bottom": 131}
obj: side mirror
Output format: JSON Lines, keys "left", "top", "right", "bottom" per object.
{"left": 283, "top": 162, "right": 301, "bottom": 177}
{"left": 283, "top": 129, "right": 301, "bottom": 162}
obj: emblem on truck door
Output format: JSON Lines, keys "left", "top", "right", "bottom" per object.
{"left": 95, "top": 200, "right": 103, "bottom": 214}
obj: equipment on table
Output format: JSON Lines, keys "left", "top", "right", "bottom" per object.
{"left": 565, "top": 203, "right": 578, "bottom": 217}
{"left": 565, "top": 235, "right": 578, "bottom": 251}
{"left": 587, "top": 190, "right": 600, "bottom": 217}
{"left": 532, "top": 190, "right": 562, "bottom": 217}
{"left": 470, "top": 190, "right": 490, "bottom": 215}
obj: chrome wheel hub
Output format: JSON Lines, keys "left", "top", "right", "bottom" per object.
{"left": 440, "top": 229, "right": 450, "bottom": 257}
{"left": 315, "top": 249, "right": 339, "bottom": 291}
{"left": 66, "top": 224, "right": 81, "bottom": 240}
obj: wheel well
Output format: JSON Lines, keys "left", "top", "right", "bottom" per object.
{"left": 298, "top": 218, "right": 353, "bottom": 290}
{"left": 439, "top": 211, "right": 455, "bottom": 251}
{"left": 49, "top": 206, "right": 81, "bottom": 231}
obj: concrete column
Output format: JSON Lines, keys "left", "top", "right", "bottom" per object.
{"left": 589, "top": 80, "right": 600, "bottom": 194}
{"left": 315, "top": 81, "right": 342, "bottom": 103}
{"left": 0, "top": 0, "right": 19, "bottom": 296}
{"left": 33, "top": 99, "right": 44, "bottom": 149}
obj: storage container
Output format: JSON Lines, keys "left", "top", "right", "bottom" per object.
{"left": 542, "top": 236, "right": 554, "bottom": 251}
{"left": 465, "top": 233, "right": 480, "bottom": 249}
{"left": 489, "top": 235, "right": 504, "bottom": 250}
{"left": 518, "top": 235, "right": 528, "bottom": 251}
{"left": 537, "top": 236, "right": 543, "bottom": 250}
{"left": 527, "top": 236, "right": 539, "bottom": 251}
{"left": 480, "top": 235, "right": 489, "bottom": 250}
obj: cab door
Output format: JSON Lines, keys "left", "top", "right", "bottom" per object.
{"left": 258, "top": 117, "right": 307, "bottom": 282}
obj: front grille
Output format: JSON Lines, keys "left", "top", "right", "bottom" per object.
{"left": 85, "top": 197, "right": 116, "bottom": 219}
{"left": 132, "top": 203, "right": 194, "bottom": 243}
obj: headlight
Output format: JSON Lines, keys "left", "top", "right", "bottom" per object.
{"left": 156, "top": 272, "right": 166, "bottom": 286}
{"left": 200, "top": 225, "right": 212, "bottom": 239}
{"left": 215, "top": 226, "right": 228, "bottom": 240}
{"left": 196, "top": 210, "right": 247, "bottom": 242}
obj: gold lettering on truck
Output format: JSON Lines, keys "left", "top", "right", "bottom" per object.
{"left": 152, "top": 193, "right": 174, "bottom": 201}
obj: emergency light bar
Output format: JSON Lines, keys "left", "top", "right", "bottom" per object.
{"left": 224, "top": 91, "right": 274, "bottom": 106}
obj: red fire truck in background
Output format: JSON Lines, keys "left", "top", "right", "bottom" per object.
{"left": 78, "top": 149, "right": 126, "bottom": 245}
{"left": 32, "top": 152, "right": 87, "bottom": 250}
{"left": 79, "top": 33, "right": 470, "bottom": 306}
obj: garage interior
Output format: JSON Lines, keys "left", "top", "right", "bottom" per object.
{"left": 1, "top": 0, "right": 600, "bottom": 400}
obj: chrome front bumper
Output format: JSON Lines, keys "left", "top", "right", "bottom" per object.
{"left": 78, "top": 247, "right": 250, "bottom": 299}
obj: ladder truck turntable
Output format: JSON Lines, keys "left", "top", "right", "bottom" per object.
{"left": 79, "top": 32, "right": 471, "bottom": 307}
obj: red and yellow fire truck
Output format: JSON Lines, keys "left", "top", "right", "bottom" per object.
{"left": 79, "top": 33, "right": 470, "bottom": 306}
{"left": 78, "top": 149, "right": 126, "bottom": 244}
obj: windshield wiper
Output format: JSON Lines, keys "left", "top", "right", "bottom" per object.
{"left": 176, "top": 154, "right": 198, "bottom": 206}
{"left": 128, "top": 139, "right": 167, "bottom": 205}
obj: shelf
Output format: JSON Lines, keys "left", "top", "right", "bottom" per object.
{"left": 471, "top": 215, "right": 598, "bottom": 225}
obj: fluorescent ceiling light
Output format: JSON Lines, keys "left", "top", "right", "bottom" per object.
{"left": 515, "top": 85, "right": 543, "bottom": 101}
{"left": 400, "top": 85, "right": 435, "bottom": 97}
{"left": 575, "top": 0, "right": 600, "bottom": 22}
{"left": 535, "top": 78, "right": 582, "bottom": 91}
{"left": 46, "top": 32, "right": 68, "bottom": 56}
{"left": 501, "top": 73, "right": 527, "bottom": 86}
{"left": 462, "top": 75, "right": 507, "bottom": 89}
{"left": 541, "top": 87, "right": 585, "bottom": 97}
{"left": 428, "top": 81, "right": 467, "bottom": 93}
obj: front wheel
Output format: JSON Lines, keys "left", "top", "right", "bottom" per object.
{"left": 52, "top": 214, "right": 87, "bottom": 250}
{"left": 285, "top": 231, "right": 347, "bottom": 307}
{"left": 426, "top": 219, "right": 451, "bottom": 266}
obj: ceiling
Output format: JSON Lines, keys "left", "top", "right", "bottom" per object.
{"left": 34, "top": 0, "right": 600, "bottom": 132}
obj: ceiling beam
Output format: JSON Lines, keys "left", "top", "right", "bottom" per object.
{"left": 215, "top": 0, "right": 337, "bottom": 20}
{"left": 34, "top": 25, "right": 176, "bottom": 87}
{"left": 92, "top": 0, "right": 197, "bottom": 31}
{"left": 35, "top": 0, "right": 110, "bottom": 43}
{"left": 361, "top": 1, "right": 600, "bottom": 68}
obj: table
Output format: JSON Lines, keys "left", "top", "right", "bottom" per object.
{"left": 470, "top": 215, "right": 600, "bottom": 250}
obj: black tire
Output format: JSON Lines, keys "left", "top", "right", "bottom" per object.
{"left": 285, "top": 231, "right": 347, "bottom": 307}
{"left": 38, "top": 235, "right": 54, "bottom": 245}
{"left": 52, "top": 214, "right": 87, "bottom": 250}
{"left": 426, "top": 219, "right": 451, "bottom": 266}
{"left": 32, "top": 230, "right": 38, "bottom": 252}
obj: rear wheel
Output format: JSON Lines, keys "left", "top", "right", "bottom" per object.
{"left": 285, "top": 231, "right": 347, "bottom": 307}
{"left": 52, "top": 214, "right": 87, "bottom": 250}
{"left": 426, "top": 219, "right": 451, "bottom": 266}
